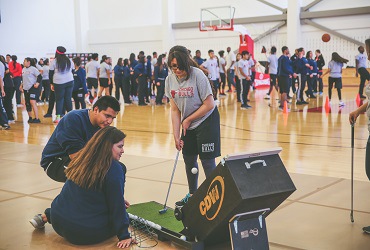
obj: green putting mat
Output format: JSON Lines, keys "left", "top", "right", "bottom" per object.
{"left": 127, "top": 201, "right": 184, "bottom": 233}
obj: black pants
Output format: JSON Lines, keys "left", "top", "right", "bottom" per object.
{"left": 328, "top": 77, "right": 342, "bottom": 100}
{"left": 365, "top": 137, "right": 370, "bottom": 181}
{"left": 13, "top": 76, "right": 22, "bottom": 104}
{"left": 72, "top": 90, "right": 86, "bottom": 110}
{"left": 306, "top": 75, "right": 315, "bottom": 97}
{"left": 268, "top": 74, "right": 277, "bottom": 95}
{"left": 46, "top": 91, "right": 56, "bottom": 115}
{"left": 122, "top": 77, "right": 131, "bottom": 103}
{"left": 241, "top": 79, "right": 251, "bottom": 104}
{"left": 0, "top": 96, "right": 9, "bottom": 126}
{"left": 130, "top": 75, "right": 137, "bottom": 97}
{"left": 41, "top": 80, "right": 50, "bottom": 102}
{"left": 155, "top": 80, "right": 165, "bottom": 104}
{"left": 235, "top": 75, "right": 241, "bottom": 102}
{"left": 359, "top": 67, "right": 370, "bottom": 95}
{"left": 137, "top": 75, "right": 147, "bottom": 105}
{"left": 114, "top": 77, "right": 123, "bottom": 101}
{"left": 291, "top": 76, "right": 297, "bottom": 94}
{"left": 219, "top": 73, "right": 226, "bottom": 92}
{"left": 314, "top": 72, "right": 324, "bottom": 92}
{"left": 3, "top": 87, "right": 15, "bottom": 120}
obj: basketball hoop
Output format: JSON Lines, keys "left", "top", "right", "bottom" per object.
{"left": 199, "top": 6, "right": 235, "bottom": 32}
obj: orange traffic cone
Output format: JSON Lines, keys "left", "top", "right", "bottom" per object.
{"left": 325, "top": 96, "right": 331, "bottom": 113}
{"left": 283, "top": 100, "right": 289, "bottom": 114}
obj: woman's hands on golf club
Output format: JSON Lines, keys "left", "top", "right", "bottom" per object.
{"left": 117, "top": 237, "right": 137, "bottom": 248}
{"left": 349, "top": 102, "right": 368, "bottom": 125}
{"left": 175, "top": 138, "right": 184, "bottom": 151}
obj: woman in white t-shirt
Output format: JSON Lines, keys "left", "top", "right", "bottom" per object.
{"left": 165, "top": 45, "right": 220, "bottom": 208}
{"left": 321, "top": 52, "right": 348, "bottom": 106}
{"left": 49, "top": 46, "right": 74, "bottom": 122}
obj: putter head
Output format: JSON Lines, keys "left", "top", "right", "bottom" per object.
{"left": 159, "top": 207, "right": 168, "bottom": 214}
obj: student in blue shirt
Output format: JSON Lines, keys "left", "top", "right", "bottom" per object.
{"left": 72, "top": 57, "right": 88, "bottom": 110}
{"left": 129, "top": 53, "right": 138, "bottom": 100}
{"left": 134, "top": 55, "right": 148, "bottom": 106}
{"left": 30, "top": 127, "right": 135, "bottom": 248}
{"left": 193, "top": 50, "right": 205, "bottom": 66}
{"left": 321, "top": 52, "right": 348, "bottom": 106}
{"left": 154, "top": 54, "right": 168, "bottom": 105}
{"left": 40, "top": 96, "right": 120, "bottom": 182}
{"left": 277, "top": 46, "right": 296, "bottom": 111}
{"left": 114, "top": 58, "right": 125, "bottom": 101}
{"left": 295, "top": 47, "right": 312, "bottom": 105}
{"left": 305, "top": 51, "right": 317, "bottom": 99}
{"left": 122, "top": 59, "right": 132, "bottom": 105}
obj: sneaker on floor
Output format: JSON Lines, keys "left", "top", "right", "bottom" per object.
{"left": 319, "top": 92, "right": 323, "bottom": 96}
{"left": 43, "top": 114, "right": 52, "bottom": 118}
{"left": 264, "top": 94, "right": 270, "bottom": 99}
{"left": 219, "top": 93, "right": 226, "bottom": 96}
{"left": 296, "top": 101, "right": 303, "bottom": 105}
{"left": 16, "top": 104, "right": 23, "bottom": 108}
{"left": 28, "top": 117, "right": 33, "bottom": 123}
{"left": 8, "top": 120, "right": 15, "bottom": 124}
{"left": 29, "top": 214, "right": 45, "bottom": 229}
{"left": 339, "top": 101, "right": 345, "bottom": 107}
{"left": 32, "top": 118, "right": 41, "bottom": 123}
{"left": 278, "top": 107, "right": 290, "bottom": 112}
{"left": 175, "top": 193, "right": 191, "bottom": 207}
{"left": 363, "top": 226, "right": 370, "bottom": 234}
{"left": 301, "top": 101, "right": 309, "bottom": 104}
{"left": 1, "top": 124, "right": 10, "bottom": 130}
{"left": 360, "top": 95, "right": 367, "bottom": 99}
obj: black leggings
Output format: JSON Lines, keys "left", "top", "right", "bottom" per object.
{"left": 328, "top": 77, "right": 342, "bottom": 100}
{"left": 114, "top": 77, "right": 124, "bottom": 101}
{"left": 3, "top": 87, "right": 15, "bottom": 120}
{"left": 219, "top": 73, "right": 226, "bottom": 91}
{"left": 366, "top": 137, "right": 370, "bottom": 180}
{"left": 72, "top": 91, "right": 86, "bottom": 110}
{"left": 122, "top": 77, "right": 131, "bottom": 103}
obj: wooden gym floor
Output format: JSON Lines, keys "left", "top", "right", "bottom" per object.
{"left": 1, "top": 80, "right": 370, "bottom": 249}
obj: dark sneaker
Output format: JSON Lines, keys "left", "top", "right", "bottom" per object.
{"left": 43, "top": 114, "right": 52, "bottom": 118}
{"left": 363, "top": 226, "right": 370, "bottom": 234}
{"left": 1, "top": 124, "right": 10, "bottom": 130}
{"left": 32, "top": 119, "right": 41, "bottom": 123}
{"left": 301, "top": 101, "right": 309, "bottom": 104}
{"left": 29, "top": 214, "right": 45, "bottom": 229}
{"left": 360, "top": 95, "right": 367, "bottom": 99}
{"left": 175, "top": 193, "right": 191, "bottom": 207}
{"left": 138, "top": 103, "right": 148, "bottom": 106}
{"left": 28, "top": 117, "right": 33, "bottom": 123}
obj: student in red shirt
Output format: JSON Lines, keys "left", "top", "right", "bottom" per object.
{"left": 9, "top": 55, "right": 23, "bottom": 105}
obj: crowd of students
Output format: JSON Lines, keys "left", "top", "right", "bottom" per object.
{"left": 1, "top": 44, "right": 369, "bottom": 129}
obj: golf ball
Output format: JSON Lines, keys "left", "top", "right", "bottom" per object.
{"left": 191, "top": 168, "right": 198, "bottom": 174}
{"left": 180, "top": 235, "right": 187, "bottom": 241}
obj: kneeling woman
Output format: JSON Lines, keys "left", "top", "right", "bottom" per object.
{"left": 165, "top": 45, "right": 221, "bottom": 207}
{"left": 30, "top": 127, "right": 134, "bottom": 248}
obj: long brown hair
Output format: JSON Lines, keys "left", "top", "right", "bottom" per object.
{"left": 331, "top": 52, "right": 348, "bottom": 64}
{"left": 65, "top": 127, "right": 126, "bottom": 190}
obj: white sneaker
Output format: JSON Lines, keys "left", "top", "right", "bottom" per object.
{"left": 339, "top": 101, "right": 345, "bottom": 107}
{"left": 8, "top": 120, "right": 15, "bottom": 124}
{"left": 264, "top": 94, "right": 270, "bottom": 100}
{"left": 16, "top": 104, "right": 23, "bottom": 108}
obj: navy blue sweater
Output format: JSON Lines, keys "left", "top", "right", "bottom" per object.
{"left": 134, "top": 63, "right": 146, "bottom": 78}
{"left": 294, "top": 57, "right": 310, "bottom": 75}
{"left": 51, "top": 160, "right": 130, "bottom": 241}
{"left": 72, "top": 67, "right": 87, "bottom": 93}
{"left": 308, "top": 58, "right": 318, "bottom": 74}
{"left": 154, "top": 65, "right": 168, "bottom": 82}
{"left": 114, "top": 65, "right": 124, "bottom": 80}
{"left": 277, "top": 55, "right": 293, "bottom": 76}
{"left": 123, "top": 66, "right": 130, "bottom": 79}
{"left": 40, "top": 109, "right": 99, "bottom": 169}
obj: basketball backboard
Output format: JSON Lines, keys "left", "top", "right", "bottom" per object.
{"left": 199, "top": 6, "right": 235, "bottom": 32}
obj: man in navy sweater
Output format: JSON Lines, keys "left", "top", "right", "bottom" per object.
{"left": 41, "top": 96, "right": 120, "bottom": 182}
{"left": 278, "top": 46, "right": 296, "bottom": 111}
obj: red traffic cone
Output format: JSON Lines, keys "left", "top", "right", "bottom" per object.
{"left": 356, "top": 94, "right": 361, "bottom": 107}
{"left": 283, "top": 100, "right": 289, "bottom": 114}
{"left": 325, "top": 96, "right": 331, "bottom": 113}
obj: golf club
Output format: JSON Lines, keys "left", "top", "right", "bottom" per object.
{"left": 159, "top": 150, "right": 180, "bottom": 214}
{"left": 350, "top": 123, "right": 355, "bottom": 223}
